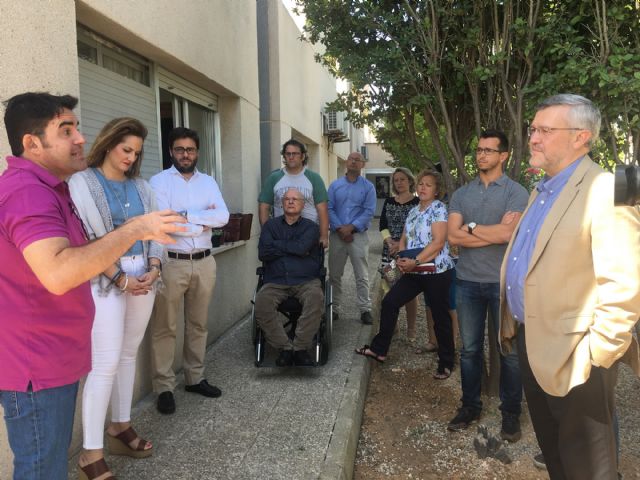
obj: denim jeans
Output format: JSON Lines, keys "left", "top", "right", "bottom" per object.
{"left": 456, "top": 279, "right": 522, "bottom": 414}
{"left": 0, "top": 381, "right": 78, "bottom": 480}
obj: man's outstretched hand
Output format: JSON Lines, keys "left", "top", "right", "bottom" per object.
{"left": 125, "top": 210, "right": 188, "bottom": 244}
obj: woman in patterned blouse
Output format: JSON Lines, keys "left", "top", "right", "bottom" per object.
{"left": 357, "top": 170, "right": 456, "bottom": 379}
{"left": 379, "top": 168, "right": 419, "bottom": 342}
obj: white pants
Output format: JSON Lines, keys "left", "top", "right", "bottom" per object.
{"left": 82, "top": 256, "right": 156, "bottom": 449}
{"left": 329, "top": 231, "right": 371, "bottom": 313}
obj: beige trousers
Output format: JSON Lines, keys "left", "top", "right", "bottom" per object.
{"left": 255, "top": 279, "right": 324, "bottom": 351}
{"left": 150, "top": 254, "right": 216, "bottom": 392}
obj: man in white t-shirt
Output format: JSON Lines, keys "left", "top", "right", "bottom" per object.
{"left": 258, "top": 139, "right": 329, "bottom": 247}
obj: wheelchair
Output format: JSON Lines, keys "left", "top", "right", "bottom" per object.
{"left": 250, "top": 249, "right": 333, "bottom": 367}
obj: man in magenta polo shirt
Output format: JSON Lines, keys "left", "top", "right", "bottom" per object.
{"left": 0, "top": 92, "right": 186, "bottom": 480}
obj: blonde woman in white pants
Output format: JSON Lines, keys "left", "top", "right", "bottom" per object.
{"left": 69, "top": 118, "right": 162, "bottom": 480}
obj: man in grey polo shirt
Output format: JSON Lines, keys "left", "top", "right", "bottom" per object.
{"left": 446, "top": 130, "right": 529, "bottom": 440}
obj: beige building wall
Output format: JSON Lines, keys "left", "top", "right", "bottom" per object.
{"left": 0, "top": 1, "right": 81, "bottom": 172}
{"left": 0, "top": 1, "right": 260, "bottom": 476}
{"left": 365, "top": 142, "right": 394, "bottom": 170}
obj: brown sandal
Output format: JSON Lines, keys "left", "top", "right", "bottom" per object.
{"left": 78, "top": 457, "right": 115, "bottom": 480}
{"left": 107, "top": 426, "right": 153, "bottom": 459}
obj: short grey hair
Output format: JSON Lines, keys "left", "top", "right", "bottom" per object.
{"left": 536, "top": 94, "right": 601, "bottom": 147}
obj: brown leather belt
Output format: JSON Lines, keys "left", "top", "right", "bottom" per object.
{"left": 167, "top": 249, "right": 211, "bottom": 261}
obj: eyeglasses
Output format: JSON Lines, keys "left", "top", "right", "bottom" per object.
{"left": 527, "top": 126, "right": 584, "bottom": 138}
{"left": 173, "top": 146, "right": 198, "bottom": 155}
{"left": 475, "top": 147, "right": 503, "bottom": 155}
{"left": 284, "top": 152, "right": 302, "bottom": 157}
{"left": 284, "top": 197, "right": 304, "bottom": 203}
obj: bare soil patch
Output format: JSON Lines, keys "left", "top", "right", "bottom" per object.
{"left": 354, "top": 307, "right": 640, "bottom": 479}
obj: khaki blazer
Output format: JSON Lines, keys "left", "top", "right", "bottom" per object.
{"left": 499, "top": 157, "right": 640, "bottom": 396}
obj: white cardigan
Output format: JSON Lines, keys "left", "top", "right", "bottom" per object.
{"left": 68, "top": 168, "right": 164, "bottom": 295}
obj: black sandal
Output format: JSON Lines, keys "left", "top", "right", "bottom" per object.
{"left": 433, "top": 365, "right": 452, "bottom": 380}
{"left": 355, "top": 345, "right": 386, "bottom": 363}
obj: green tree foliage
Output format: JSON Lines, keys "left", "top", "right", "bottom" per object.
{"left": 297, "top": 0, "right": 640, "bottom": 188}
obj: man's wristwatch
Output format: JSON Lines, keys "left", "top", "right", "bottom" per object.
{"left": 468, "top": 222, "right": 477, "bottom": 234}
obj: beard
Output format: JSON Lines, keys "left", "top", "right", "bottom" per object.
{"left": 172, "top": 156, "right": 197, "bottom": 174}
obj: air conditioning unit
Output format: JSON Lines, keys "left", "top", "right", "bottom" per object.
{"left": 326, "top": 111, "right": 345, "bottom": 135}
{"left": 360, "top": 145, "right": 368, "bottom": 160}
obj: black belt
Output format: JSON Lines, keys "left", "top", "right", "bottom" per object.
{"left": 168, "top": 249, "right": 211, "bottom": 261}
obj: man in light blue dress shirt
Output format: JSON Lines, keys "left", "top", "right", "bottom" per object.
{"left": 328, "top": 152, "right": 377, "bottom": 324}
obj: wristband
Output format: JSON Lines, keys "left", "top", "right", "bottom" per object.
{"left": 109, "top": 270, "right": 123, "bottom": 287}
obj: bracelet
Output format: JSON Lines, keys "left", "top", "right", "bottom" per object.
{"left": 109, "top": 269, "right": 123, "bottom": 287}
{"left": 148, "top": 264, "right": 162, "bottom": 272}
{"left": 119, "top": 274, "right": 129, "bottom": 292}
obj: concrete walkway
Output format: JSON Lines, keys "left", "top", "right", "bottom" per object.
{"left": 70, "top": 227, "right": 382, "bottom": 480}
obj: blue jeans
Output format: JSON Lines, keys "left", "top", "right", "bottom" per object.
{"left": 0, "top": 381, "right": 78, "bottom": 480}
{"left": 456, "top": 279, "right": 522, "bottom": 414}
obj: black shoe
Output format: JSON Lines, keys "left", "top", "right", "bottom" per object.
{"left": 157, "top": 391, "right": 175, "bottom": 414}
{"left": 185, "top": 379, "right": 222, "bottom": 398}
{"left": 293, "top": 349, "right": 315, "bottom": 366}
{"left": 447, "top": 406, "right": 481, "bottom": 432}
{"left": 275, "top": 349, "right": 294, "bottom": 367}
{"left": 533, "top": 452, "right": 546, "bottom": 470}
{"left": 360, "top": 311, "right": 373, "bottom": 325}
{"left": 500, "top": 412, "right": 522, "bottom": 442}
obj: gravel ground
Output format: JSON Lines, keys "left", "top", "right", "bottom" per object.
{"left": 354, "top": 300, "right": 640, "bottom": 479}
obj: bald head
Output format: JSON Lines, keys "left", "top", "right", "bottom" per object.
{"left": 346, "top": 151, "right": 366, "bottom": 176}
{"left": 347, "top": 152, "right": 364, "bottom": 162}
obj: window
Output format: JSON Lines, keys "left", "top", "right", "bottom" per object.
{"left": 159, "top": 89, "right": 219, "bottom": 178}
{"left": 76, "top": 26, "right": 150, "bottom": 86}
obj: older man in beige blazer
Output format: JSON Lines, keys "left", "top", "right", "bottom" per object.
{"left": 499, "top": 94, "right": 640, "bottom": 480}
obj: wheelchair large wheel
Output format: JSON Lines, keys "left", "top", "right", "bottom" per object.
{"left": 318, "top": 284, "right": 333, "bottom": 365}
{"left": 251, "top": 288, "right": 266, "bottom": 367}
{"left": 255, "top": 328, "right": 266, "bottom": 367}
{"left": 319, "top": 322, "right": 330, "bottom": 365}
{"left": 250, "top": 287, "right": 259, "bottom": 344}
{"left": 324, "top": 284, "right": 333, "bottom": 347}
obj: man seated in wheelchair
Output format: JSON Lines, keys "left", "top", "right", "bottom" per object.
{"left": 256, "top": 187, "right": 324, "bottom": 366}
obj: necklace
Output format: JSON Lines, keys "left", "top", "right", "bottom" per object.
{"left": 98, "top": 168, "right": 131, "bottom": 221}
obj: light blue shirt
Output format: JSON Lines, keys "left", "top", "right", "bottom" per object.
{"left": 505, "top": 158, "right": 582, "bottom": 323}
{"left": 328, "top": 175, "right": 376, "bottom": 232}
{"left": 95, "top": 170, "right": 143, "bottom": 256}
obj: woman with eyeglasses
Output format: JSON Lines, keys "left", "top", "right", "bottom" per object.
{"left": 69, "top": 118, "right": 161, "bottom": 480}
{"left": 379, "top": 168, "right": 420, "bottom": 344}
